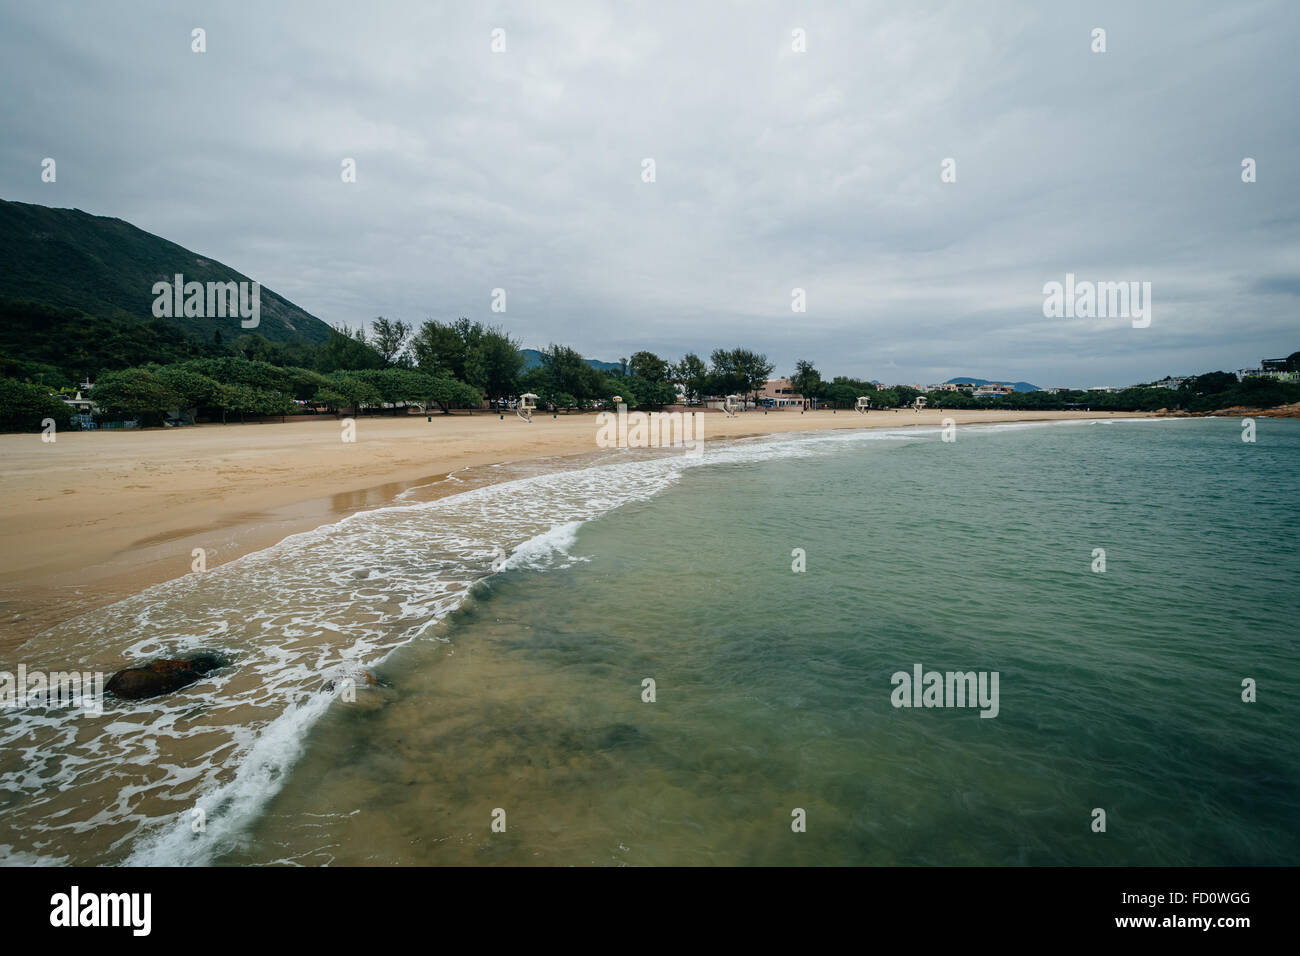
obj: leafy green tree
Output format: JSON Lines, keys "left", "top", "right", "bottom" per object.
{"left": 708, "top": 349, "right": 745, "bottom": 396}
{"left": 370, "top": 318, "right": 413, "bottom": 366}
{"left": 316, "top": 324, "right": 383, "bottom": 373}
{"left": 629, "top": 350, "right": 669, "bottom": 382}
{"left": 872, "top": 387, "right": 900, "bottom": 408}
{"left": 410, "top": 320, "right": 464, "bottom": 377}
{"left": 311, "top": 387, "right": 348, "bottom": 415}
{"left": 285, "top": 367, "right": 329, "bottom": 401}
{"left": 466, "top": 326, "right": 525, "bottom": 399}
{"left": 1183, "top": 371, "right": 1238, "bottom": 396}
{"left": 233, "top": 333, "right": 280, "bottom": 364}
{"left": 1183, "top": 376, "right": 1300, "bottom": 412}
{"left": 823, "top": 380, "right": 858, "bottom": 409}
{"left": 0, "top": 378, "right": 72, "bottom": 432}
{"left": 268, "top": 339, "right": 320, "bottom": 370}
{"left": 151, "top": 365, "right": 223, "bottom": 409}
{"left": 214, "top": 383, "right": 256, "bottom": 422}
{"left": 894, "top": 385, "right": 921, "bottom": 408}
{"left": 411, "top": 318, "right": 522, "bottom": 398}
{"left": 344, "top": 367, "right": 477, "bottom": 413}
{"left": 0, "top": 298, "right": 228, "bottom": 385}
{"left": 626, "top": 377, "right": 677, "bottom": 408}
{"left": 672, "top": 353, "right": 709, "bottom": 404}
{"left": 518, "top": 365, "right": 549, "bottom": 401}
{"left": 91, "top": 368, "right": 180, "bottom": 423}
{"left": 422, "top": 374, "right": 483, "bottom": 414}
{"left": 316, "top": 371, "right": 383, "bottom": 417}
{"left": 177, "top": 356, "right": 293, "bottom": 393}
{"left": 709, "top": 348, "right": 774, "bottom": 402}
{"left": 0, "top": 352, "right": 70, "bottom": 389}
{"left": 791, "top": 360, "right": 821, "bottom": 403}
{"left": 733, "top": 349, "right": 775, "bottom": 403}
{"left": 602, "top": 374, "right": 637, "bottom": 408}
{"left": 538, "top": 344, "right": 596, "bottom": 403}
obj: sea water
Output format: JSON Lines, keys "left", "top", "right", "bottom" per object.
{"left": 1, "top": 418, "right": 1296, "bottom": 865}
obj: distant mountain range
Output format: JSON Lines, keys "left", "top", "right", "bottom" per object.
{"left": 945, "top": 377, "right": 1039, "bottom": 392}
{"left": 0, "top": 199, "right": 332, "bottom": 344}
{"left": 519, "top": 347, "right": 621, "bottom": 374}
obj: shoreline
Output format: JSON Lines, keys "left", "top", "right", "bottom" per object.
{"left": 0, "top": 408, "right": 1157, "bottom": 648}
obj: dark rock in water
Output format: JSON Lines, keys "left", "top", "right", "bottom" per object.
{"left": 105, "top": 652, "right": 229, "bottom": 700}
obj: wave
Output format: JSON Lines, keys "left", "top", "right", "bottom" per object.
{"left": 0, "top": 416, "right": 1172, "bottom": 865}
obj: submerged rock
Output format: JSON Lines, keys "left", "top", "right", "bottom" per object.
{"left": 105, "top": 652, "right": 229, "bottom": 700}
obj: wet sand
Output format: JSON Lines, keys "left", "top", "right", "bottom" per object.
{"left": 0, "top": 408, "right": 1146, "bottom": 648}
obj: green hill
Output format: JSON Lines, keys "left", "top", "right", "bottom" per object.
{"left": 0, "top": 199, "right": 332, "bottom": 345}
{"left": 519, "top": 347, "right": 621, "bottom": 374}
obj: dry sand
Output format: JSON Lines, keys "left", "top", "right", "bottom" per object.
{"left": 0, "top": 408, "right": 1146, "bottom": 647}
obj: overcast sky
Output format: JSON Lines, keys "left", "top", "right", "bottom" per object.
{"left": 2, "top": 1, "right": 1297, "bottom": 387}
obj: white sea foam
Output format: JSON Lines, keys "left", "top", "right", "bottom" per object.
{"left": 501, "top": 521, "right": 589, "bottom": 571}
{"left": 0, "top": 417, "right": 1172, "bottom": 865}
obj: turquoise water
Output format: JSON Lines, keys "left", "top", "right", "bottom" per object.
{"left": 215, "top": 418, "right": 1300, "bottom": 865}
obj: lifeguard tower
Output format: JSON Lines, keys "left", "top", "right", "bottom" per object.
{"left": 518, "top": 392, "right": 538, "bottom": 423}
{"left": 855, "top": 396, "right": 871, "bottom": 414}
{"left": 723, "top": 394, "right": 741, "bottom": 418}
{"left": 912, "top": 396, "right": 928, "bottom": 412}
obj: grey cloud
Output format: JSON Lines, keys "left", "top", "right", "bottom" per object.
{"left": 1, "top": 0, "right": 1297, "bottom": 389}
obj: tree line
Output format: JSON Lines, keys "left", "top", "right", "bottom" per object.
{"left": 2, "top": 293, "right": 1295, "bottom": 430}
{"left": 787, "top": 361, "right": 1300, "bottom": 413}
{"left": 0, "top": 308, "right": 789, "bottom": 429}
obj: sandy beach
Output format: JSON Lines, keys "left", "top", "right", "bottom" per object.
{"left": 0, "top": 408, "right": 1145, "bottom": 647}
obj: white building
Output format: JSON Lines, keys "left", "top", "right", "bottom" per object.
{"left": 1238, "top": 359, "right": 1299, "bottom": 383}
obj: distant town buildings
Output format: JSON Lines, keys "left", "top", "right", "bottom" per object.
{"left": 1237, "top": 358, "right": 1299, "bottom": 383}
{"left": 971, "top": 383, "right": 1015, "bottom": 398}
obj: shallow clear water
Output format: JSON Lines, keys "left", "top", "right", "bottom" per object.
{"left": 3, "top": 418, "right": 1297, "bottom": 865}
